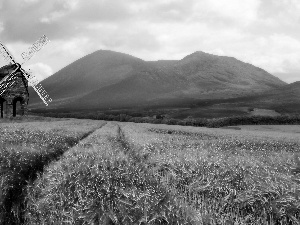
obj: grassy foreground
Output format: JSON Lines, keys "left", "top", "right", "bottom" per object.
{"left": 1, "top": 118, "right": 300, "bottom": 224}
{"left": 0, "top": 118, "right": 106, "bottom": 224}
{"left": 24, "top": 122, "right": 193, "bottom": 224}
{"left": 120, "top": 123, "right": 300, "bottom": 224}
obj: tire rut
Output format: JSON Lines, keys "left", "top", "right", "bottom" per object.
{"left": 116, "top": 123, "right": 147, "bottom": 165}
{"left": 114, "top": 123, "right": 197, "bottom": 224}
{"left": 2, "top": 122, "right": 107, "bottom": 225}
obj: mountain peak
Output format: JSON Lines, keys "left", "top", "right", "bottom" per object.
{"left": 181, "top": 51, "right": 218, "bottom": 61}
{"left": 87, "top": 49, "right": 143, "bottom": 61}
{"left": 288, "top": 81, "right": 300, "bottom": 89}
{"left": 192, "top": 51, "right": 210, "bottom": 55}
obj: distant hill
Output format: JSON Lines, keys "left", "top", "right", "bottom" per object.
{"left": 28, "top": 50, "right": 286, "bottom": 111}
{"left": 238, "top": 81, "right": 300, "bottom": 113}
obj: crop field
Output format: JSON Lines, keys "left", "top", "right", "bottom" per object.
{"left": 0, "top": 118, "right": 106, "bottom": 224}
{"left": 1, "top": 118, "right": 300, "bottom": 224}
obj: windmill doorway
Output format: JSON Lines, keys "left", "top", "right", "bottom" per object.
{"left": 13, "top": 97, "right": 24, "bottom": 117}
{"left": 0, "top": 98, "right": 7, "bottom": 118}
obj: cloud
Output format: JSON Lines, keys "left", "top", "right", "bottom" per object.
{"left": 0, "top": 22, "right": 4, "bottom": 33}
{"left": 248, "top": 0, "right": 300, "bottom": 39}
{"left": 70, "top": 0, "right": 131, "bottom": 22}
{"left": 0, "top": 58, "right": 6, "bottom": 68}
{"left": 258, "top": 0, "right": 300, "bottom": 22}
{"left": 192, "top": 0, "right": 260, "bottom": 26}
{"left": 23, "top": 0, "right": 40, "bottom": 3}
{"left": 244, "top": 34, "right": 300, "bottom": 76}
{"left": 139, "top": 0, "right": 197, "bottom": 23}
{"left": 0, "top": 0, "right": 79, "bottom": 42}
{"left": 0, "top": 0, "right": 299, "bottom": 84}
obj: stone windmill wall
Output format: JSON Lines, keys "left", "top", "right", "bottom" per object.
{"left": 0, "top": 64, "right": 29, "bottom": 118}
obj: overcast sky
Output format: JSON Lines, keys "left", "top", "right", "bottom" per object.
{"left": 0, "top": 0, "right": 299, "bottom": 84}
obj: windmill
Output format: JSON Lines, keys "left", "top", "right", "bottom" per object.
{"left": 0, "top": 35, "right": 52, "bottom": 118}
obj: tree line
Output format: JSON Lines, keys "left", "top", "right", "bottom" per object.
{"left": 28, "top": 111, "right": 300, "bottom": 128}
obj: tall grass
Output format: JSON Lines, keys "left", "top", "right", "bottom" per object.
{"left": 2, "top": 120, "right": 300, "bottom": 224}
{"left": 120, "top": 122, "right": 300, "bottom": 224}
{"left": 0, "top": 120, "right": 106, "bottom": 224}
{"left": 24, "top": 123, "right": 197, "bottom": 224}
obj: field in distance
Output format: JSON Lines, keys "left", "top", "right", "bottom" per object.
{"left": 1, "top": 117, "right": 300, "bottom": 224}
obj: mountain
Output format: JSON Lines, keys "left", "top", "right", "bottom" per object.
{"left": 236, "top": 81, "right": 300, "bottom": 113}
{"left": 28, "top": 50, "right": 286, "bottom": 111}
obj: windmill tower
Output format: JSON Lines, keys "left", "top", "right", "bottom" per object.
{"left": 0, "top": 35, "right": 52, "bottom": 118}
{"left": 0, "top": 63, "right": 29, "bottom": 117}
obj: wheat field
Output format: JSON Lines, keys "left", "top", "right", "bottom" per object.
{"left": 1, "top": 117, "right": 300, "bottom": 224}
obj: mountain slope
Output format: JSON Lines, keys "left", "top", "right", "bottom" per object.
{"left": 39, "top": 50, "right": 146, "bottom": 98}
{"left": 240, "top": 81, "right": 300, "bottom": 113}
{"left": 170, "top": 52, "right": 284, "bottom": 96}
{"left": 28, "top": 50, "right": 287, "bottom": 110}
{"left": 180, "top": 51, "right": 283, "bottom": 87}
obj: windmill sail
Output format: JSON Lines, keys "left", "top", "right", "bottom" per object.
{"left": 31, "top": 84, "right": 52, "bottom": 106}
{"left": 0, "top": 43, "right": 18, "bottom": 93}
{"left": 21, "top": 69, "right": 52, "bottom": 106}
{"left": 0, "top": 41, "right": 16, "bottom": 64}
{"left": 0, "top": 64, "right": 19, "bottom": 95}
{"left": 0, "top": 76, "right": 17, "bottom": 95}
{"left": 21, "top": 35, "right": 50, "bottom": 65}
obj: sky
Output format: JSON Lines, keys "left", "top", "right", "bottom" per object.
{"left": 0, "top": 0, "right": 299, "bottom": 84}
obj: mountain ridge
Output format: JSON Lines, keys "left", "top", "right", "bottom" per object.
{"left": 27, "top": 50, "right": 288, "bottom": 111}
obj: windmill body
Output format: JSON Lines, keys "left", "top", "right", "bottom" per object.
{"left": 0, "top": 64, "right": 29, "bottom": 118}
{"left": 0, "top": 35, "right": 51, "bottom": 118}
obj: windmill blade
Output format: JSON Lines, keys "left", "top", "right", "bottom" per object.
{"left": 0, "top": 73, "right": 15, "bottom": 87}
{"left": 0, "top": 77, "right": 17, "bottom": 95}
{"left": 20, "top": 35, "right": 50, "bottom": 65}
{"left": 0, "top": 64, "right": 20, "bottom": 86}
{"left": 0, "top": 65, "right": 19, "bottom": 95}
{"left": 0, "top": 41, "right": 17, "bottom": 64}
{"left": 31, "top": 84, "right": 52, "bottom": 106}
{"left": 20, "top": 68, "right": 52, "bottom": 106}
